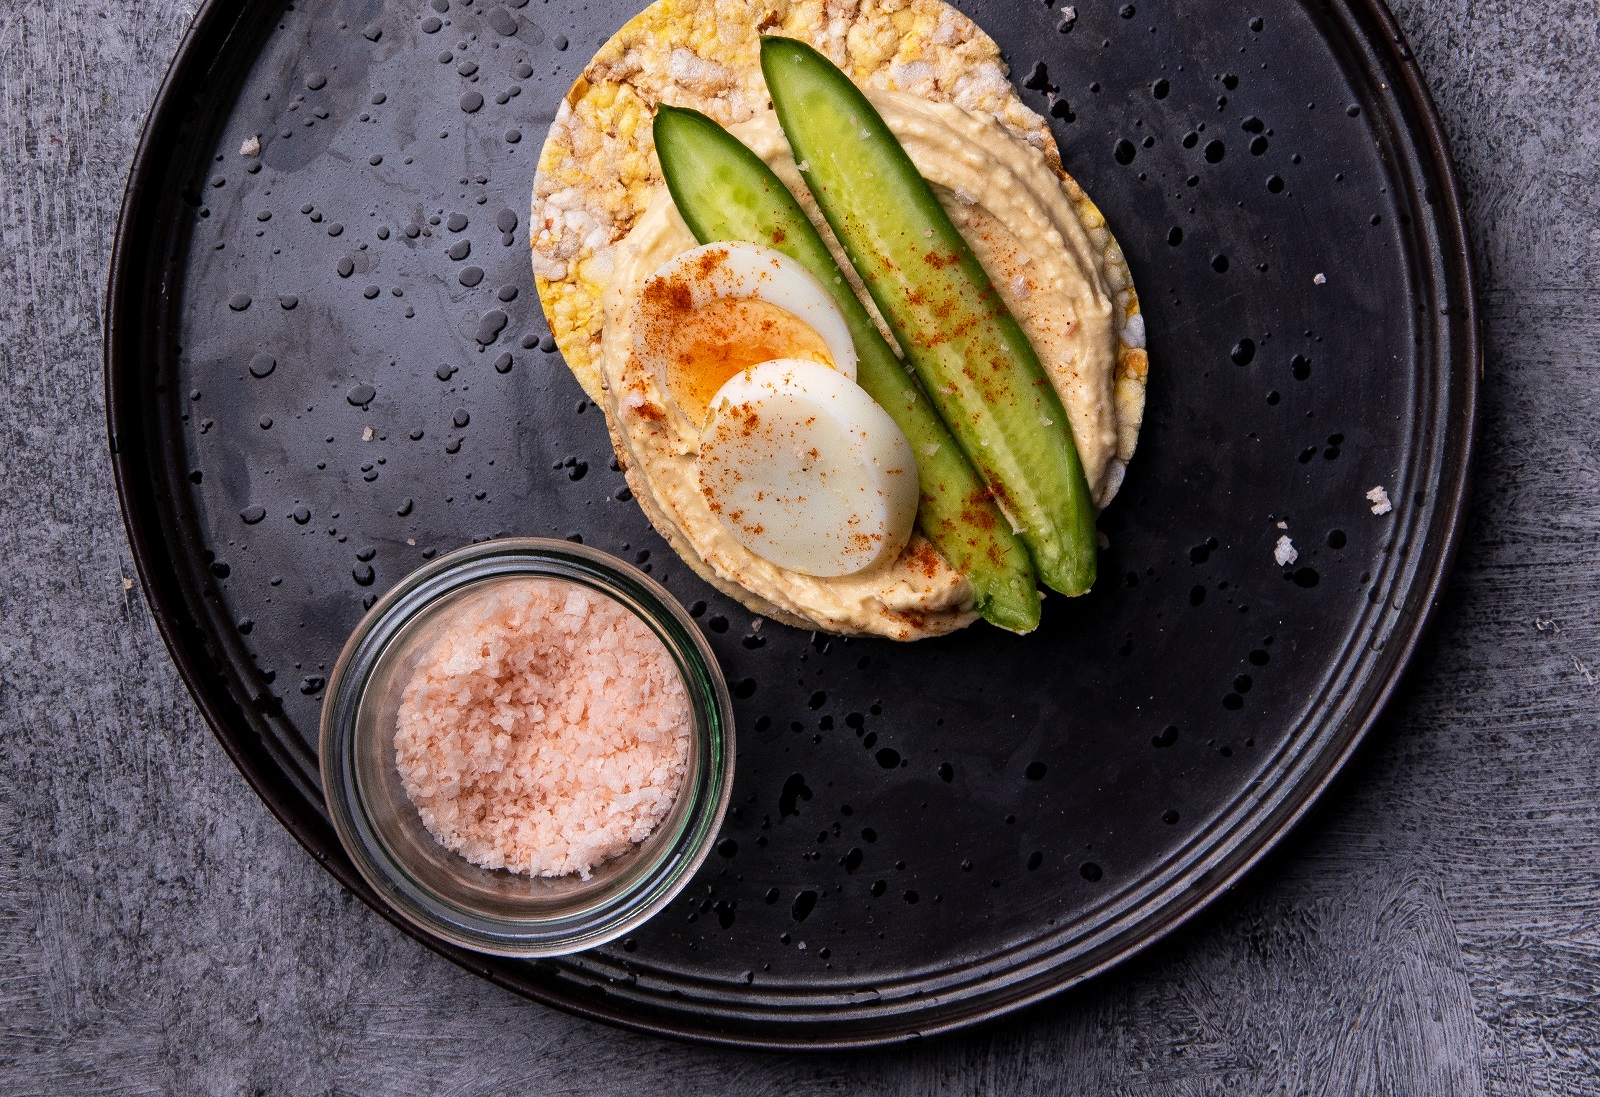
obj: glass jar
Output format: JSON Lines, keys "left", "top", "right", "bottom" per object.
{"left": 319, "top": 537, "right": 735, "bottom": 957}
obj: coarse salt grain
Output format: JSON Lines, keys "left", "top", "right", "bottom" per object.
{"left": 393, "top": 578, "right": 692, "bottom": 880}
{"left": 1274, "top": 535, "right": 1298, "bottom": 567}
{"left": 1366, "top": 484, "right": 1392, "bottom": 515}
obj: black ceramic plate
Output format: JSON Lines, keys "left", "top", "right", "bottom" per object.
{"left": 106, "top": 0, "right": 1477, "bottom": 1048}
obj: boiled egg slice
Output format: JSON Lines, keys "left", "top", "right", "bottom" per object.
{"left": 631, "top": 242, "right": 858, "bottom": 427}
{"left": 698, "top": 359, "right": 918, "bottom": 578}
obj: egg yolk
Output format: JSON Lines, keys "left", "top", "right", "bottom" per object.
{"left": 663, "top": 298, "right": 835, "bottom": 425}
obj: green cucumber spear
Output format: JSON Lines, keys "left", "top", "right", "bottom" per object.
{"left": 760, "top": 36, "right": 1098, "bottom": 596}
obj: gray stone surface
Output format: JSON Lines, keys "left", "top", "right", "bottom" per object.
{"left": 2, "top": 0, "right": 1597, "bottom": 1092}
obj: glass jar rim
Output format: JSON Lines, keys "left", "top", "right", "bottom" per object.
{"left": 319, "top": 537, "right": 735, "bottom": 957}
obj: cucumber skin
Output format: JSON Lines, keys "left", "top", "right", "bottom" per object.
{"left": 759, "top": 36, "right": 1097, "bottom": 597}
{"left": 652, "top": 104, "right": 1040, "bottom": 632}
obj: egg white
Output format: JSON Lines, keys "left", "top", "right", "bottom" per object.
{"left": 698, "top": 359, "right": 919, "bottom": 578}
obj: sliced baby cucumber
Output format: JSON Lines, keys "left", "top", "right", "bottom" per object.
{"left": 653, "top": 103, "right": 1040, "bottom": 631}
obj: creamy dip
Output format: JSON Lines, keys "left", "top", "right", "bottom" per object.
{"left": 593, "top": 92, "right": 1126, "bottom": 638}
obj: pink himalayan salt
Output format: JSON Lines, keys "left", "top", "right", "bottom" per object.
{"left": 393, "top": 578, "right": 691, "bottom": 879}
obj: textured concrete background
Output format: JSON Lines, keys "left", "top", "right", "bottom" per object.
{"left": 2, "top": 0, "right": 1597, "bottom": 1092}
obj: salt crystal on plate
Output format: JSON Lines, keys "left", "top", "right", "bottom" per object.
{"left": 1366, "top": 484, "right": 1393, "bottom": 515}
{"left": 1274, "top": 535, "right": 1298, "bottom": 567}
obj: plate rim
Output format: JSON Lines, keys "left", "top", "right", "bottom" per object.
{"left": 104, "top": 0, "right": 1480, "bottom": 1050}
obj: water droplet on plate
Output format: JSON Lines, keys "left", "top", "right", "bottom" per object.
{"left": 475, "top": 310, "right": 508, "bottom": 345}
{"left": 778, "top": 773, "right": 812, "bottom": 817}
{"left": 486, "top": 6, "right": 519, "bottom": 35}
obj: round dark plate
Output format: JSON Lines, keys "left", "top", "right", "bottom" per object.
{"left": 106, "top": 0, "right": 1477, "bottom": 1049}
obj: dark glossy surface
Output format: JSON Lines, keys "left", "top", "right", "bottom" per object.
{"left": 106, "top": 0, "right": 1476, "bottom": 1046}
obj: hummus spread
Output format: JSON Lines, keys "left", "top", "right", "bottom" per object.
{"left": 596, "top": 92, "right": 1130, "bottom": 638}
